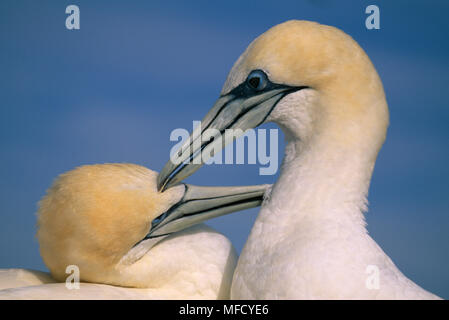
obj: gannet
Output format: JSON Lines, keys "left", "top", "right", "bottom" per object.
{"left": 157, "top": 20, "right": 442, "bottom": 299}
{"left": 0, "top": 163, "right": 268, "bottom": 299}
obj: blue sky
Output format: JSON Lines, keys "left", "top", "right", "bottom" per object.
{"left": 0, "top": 0, "right": 448, "bottom": 298}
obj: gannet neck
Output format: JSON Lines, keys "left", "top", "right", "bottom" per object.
{"left": 260, "top": 84, "right": 383, "bottom": 231}
{"left": 263, "top": 136, "right": 373, "bottom": 231}
{"left": 113, "top": 224, "right": 237, "bottom": 299}
{"left": 232, "top": 131, "right": 440, "bottom": 299}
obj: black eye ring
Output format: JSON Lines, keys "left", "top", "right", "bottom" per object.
{"left": 246, "top": 70, "right": 268, "bottom": 91}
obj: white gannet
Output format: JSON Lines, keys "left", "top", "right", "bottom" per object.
{"left": 0, "top": 163, "right": 268, "bottom": 299}
{"left": 157, "top": 20, "right": 442, "bottom": 299}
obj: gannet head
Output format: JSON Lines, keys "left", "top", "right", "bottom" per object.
{"left": 158, "top": 20, "right": 389, "bottom": 190}
{"left": 37, "top": 163, "right": 267, "bottom": 286}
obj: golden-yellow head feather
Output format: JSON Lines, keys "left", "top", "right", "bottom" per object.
{"left": 36, "top": 163, "right": 184, "bottom": 283}
{"left": 224, "top": 20, "right": 389, "bottom": 156}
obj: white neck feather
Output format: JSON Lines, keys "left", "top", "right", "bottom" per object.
{"left": 260, "top": 132, "right": 374, "bottom": 236}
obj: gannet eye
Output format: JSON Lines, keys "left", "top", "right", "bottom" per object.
{"left": 246, "top": 70, "right": 268, "bottom": 91}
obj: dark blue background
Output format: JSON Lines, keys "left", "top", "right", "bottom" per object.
{"left": 0, "top": 0, "right": 448, "bottom": 298}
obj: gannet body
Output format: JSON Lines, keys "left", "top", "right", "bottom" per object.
{"left": 158, "top": 21, "right": 442, "bottom": 299}
{"left": 0, "top": 269, "right": 55, "bottom": 291}
{"left": 0, "top": 164, "right": 268, "bottom": 299}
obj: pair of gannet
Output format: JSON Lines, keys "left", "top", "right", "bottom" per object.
{"left": 1, "top": 20, "right": 442, "bottom": 300}
{"left": 0, "top": 164, "right": 268, "bottom": 299}
{"left": 157, "top": 20, "right": 442, "bottom": 299}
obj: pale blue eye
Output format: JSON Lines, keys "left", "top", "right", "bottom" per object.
{"left": 246, "top": 70, "right": 268, "bottom": 91}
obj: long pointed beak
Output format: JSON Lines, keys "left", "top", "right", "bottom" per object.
{"left": 157, "top": 83, "right": 306, "bottom": 191}
{"left": 146, "top": 183, "right": 269, "bottom": 238}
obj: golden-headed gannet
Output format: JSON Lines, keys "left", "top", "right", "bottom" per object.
{"left": 157, "top": 20, "right": 442, "bottom": 299}
{"left": 0, "top": 163, "right": 268, "bottom": 299}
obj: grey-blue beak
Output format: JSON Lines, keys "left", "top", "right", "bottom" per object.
{"left": 146, "top": 183, "right": 269, "bottom": 239}
{"left": 157, "top": 70, "right": 307, "bottom": 191}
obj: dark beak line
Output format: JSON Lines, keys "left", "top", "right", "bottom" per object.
{"left": 142, "top": 183, "right": 269, "bottom": 241}
{"left": 158, "top": 89, "right": 299, "bottom": 191}
{"left": 159, "top": 95, "right": 237, "bottom": 191}
{"left": 157, "top": 84, "right": 309, "bottom": 191}
{"left": 148, "top": 193, "right": 263, "bottom": 238}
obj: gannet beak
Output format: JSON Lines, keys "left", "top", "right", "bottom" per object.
{"left": 157, "top": 78, "right": 308, "bottom": 191}
{"left": 146, "top": 184, "right": 269, "bottom": 238}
